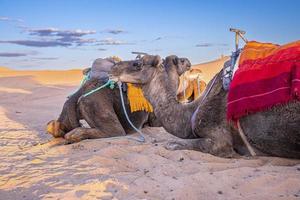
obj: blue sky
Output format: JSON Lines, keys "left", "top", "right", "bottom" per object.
{"left": 0, "top": 0, "right": 299, "bottom": 69}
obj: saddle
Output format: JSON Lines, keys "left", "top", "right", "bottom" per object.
{"left": 227, "top": 40, "right": 300, "bottom": 122}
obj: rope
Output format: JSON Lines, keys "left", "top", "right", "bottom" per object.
{"left": 237, "top": 120, "right": 256, "bottom": 156}
{"left": 68, "top": 73, "right": 90, "bottom": 98}
{"left": 82, "top": 79, "right": 115, "bottom": 98}
{"left": 117, "top": 81, "right": 146, "bottom": 143}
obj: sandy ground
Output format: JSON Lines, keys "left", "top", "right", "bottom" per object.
{"left": 0, "top": 66, "right": 300, "bottom": 200}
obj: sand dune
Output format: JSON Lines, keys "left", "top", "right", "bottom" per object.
{"left": 0, "top": 65, "right": 300, "bottom": 200}
{"left": 0, "top": 67, "right": 82, "bottom": 86}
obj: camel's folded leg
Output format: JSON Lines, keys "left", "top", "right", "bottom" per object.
{"left": 65, "top": 91, "right": 127, "bottom": 144}
{"left": 165, "top": 138, "right": 213, "bottom": 153}
{"left": 165, "top": 128, "right": 237, "bottom": 158}
{"left": 64, "top": 127, "right": 125, "bottom": 144}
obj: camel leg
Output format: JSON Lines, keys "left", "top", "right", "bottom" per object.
{"left": 166, "top": 127, "right": 236, "bottom": 157}
{"left": 64, "top": 91, "right": 127, "bottom": 143}
{"left": 165, "top": 138, "right": 213, "bottom": 153}
{"left": 64, "top": 127, "right": 124, "bottom": 143}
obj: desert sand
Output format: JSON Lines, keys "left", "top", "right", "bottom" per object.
{"left": 0, "top": 63, "right": 300, "bottom": 200}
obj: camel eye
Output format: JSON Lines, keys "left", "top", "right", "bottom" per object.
{"left": 133, "top": 61, "right": 143, "bottom": 70}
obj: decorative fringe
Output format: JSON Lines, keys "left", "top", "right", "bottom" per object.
{"left": 127, "top": 83, "right": 153, "bottom": 113}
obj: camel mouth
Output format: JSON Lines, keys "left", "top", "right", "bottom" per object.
{"left": 109, "top": 73, "right": 144, "bottom": 85}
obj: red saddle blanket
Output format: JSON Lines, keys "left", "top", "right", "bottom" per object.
{"left": 227, "top": 40, "right": 300, "bottom": 122}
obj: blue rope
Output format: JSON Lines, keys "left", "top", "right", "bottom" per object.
{"left": 82, "top": 79, "right": 115, "bottom": 98}
{"left": 117, "top": 81, "right": 146, "bottom": 143}
{"left": 68, "top": 73, "right": 90, "bottom": 98}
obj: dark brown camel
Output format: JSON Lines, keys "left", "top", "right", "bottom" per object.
{"left": 147, "top": 55, "right": 191, "bottom": 127}
{"left": 47, "top": 55, "right": 191, "bottom": 143}
{"left": 110, "top": 56, "right": 300, "bottom": 158}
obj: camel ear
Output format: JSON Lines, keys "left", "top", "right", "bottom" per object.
{"left": 82, "top": 67, "right": 91, "bottom": 75}
{"left": 173, "top": 56, "right": 179, "bottom": 66}
{"left": 152, "top": 55, "right": 162, "bottom": 67}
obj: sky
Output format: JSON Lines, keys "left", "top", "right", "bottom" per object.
{"left": 0, "top": 0, "right": 299, "bottom": 70}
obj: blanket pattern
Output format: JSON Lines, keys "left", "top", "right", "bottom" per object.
{"left": 227, "top": 40, "right": 300, "bottom": 122}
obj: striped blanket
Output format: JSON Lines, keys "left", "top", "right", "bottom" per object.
{"left": 227, "top": 40, "right": 300, "bottom": 122}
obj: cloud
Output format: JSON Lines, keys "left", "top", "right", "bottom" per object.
{"left": 58, "top": 37, "right": 97, "bottom": 46}
{"left": 0, "top": 40, "right": 72, "bottom": 47}
{"left": 0, "top": 51, "right": 38, "bottom": 57}
{"left": 28, "top": 28, "right": 96, "bottom": 37}
{"left": 195, "top": 43, "right": 228, "bottom": 47}
{"left": 97, "top": 38, "right": 134, "bottom": 45}
{"left": 154, "top": 37, "right": 163, "bottom": 41}
{"left": 0, "top": 52, "right": 28, "bottom": 57}
{"left": 152, "top": 35, "right": 184, "bottom": 42}
{"left": 2, "top": 25, "right": 128, "bottom": 48}
{"left": 0, "top": 17, "right": 10, "bottom": 21}
{"left": 14, "top": 27, "right": 98, "bottom": 47}
{"left": 102, "top": 29, "right": 127, "bottom": 34}
{"left": 31, "top": 57, "right": 59, "bottom": 60}
{"left": 98, "top": 48, "right": 107, "bottom": 51}
{"left": 0, "top": 16, "right": 23, "bottom": 23}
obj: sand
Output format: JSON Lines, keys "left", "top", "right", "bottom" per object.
{"left": 0, "top": 65, "right": 300, "bottom": 200}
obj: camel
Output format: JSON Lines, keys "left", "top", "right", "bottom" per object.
{"left": 177, "top": 68, "right": 207, "bottom": 103}
{"left": 47, "top": 55, "right": 191, "bottom": 143}
{"left": 147, "top": 55, "right": 191, "bottom": 127}
{"left": 110, "top": 55, "right": 300, "bottom": 158}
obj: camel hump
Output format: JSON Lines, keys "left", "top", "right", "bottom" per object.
{"left": 90, "top": 58, "right": 116, "bottom": 80}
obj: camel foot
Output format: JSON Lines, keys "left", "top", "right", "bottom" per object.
{"left": 64, "top": 128, "right": 87, "bottom": 144}
{"left": 165, "top": 138, "right": 213, "bottom": 152}
{"left": 165, "top": 141, "right": 187, "bottom": 151}
{"left": 164, "top": 141, "right": 191, "bottom": 151}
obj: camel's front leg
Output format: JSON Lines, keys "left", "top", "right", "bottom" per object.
{"left": 64, "top": 127, "right": 125, "bottom": 143}
{"left": 64, "top": 91, "right": 127, "bottom": 143}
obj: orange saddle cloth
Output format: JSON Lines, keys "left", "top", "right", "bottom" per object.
{"left": 227, "top": 40, "right": 300, "bottom": 122}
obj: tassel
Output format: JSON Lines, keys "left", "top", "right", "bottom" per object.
{"left": 127, "top": 83, "right": 153, "bottom": 113}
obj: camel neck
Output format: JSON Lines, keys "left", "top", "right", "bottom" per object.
{"left": 142, "top": 71, "right": 198, "bottom": 139}
{"left": 166, "top": 67, "right": 179, "bottom": 93}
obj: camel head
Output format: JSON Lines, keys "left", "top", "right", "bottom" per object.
{"left": 164, "top": 55, "right": 191, "bottom": 76}
{"left": 110, "top": 55, "right": 162, "bottom": 84}
{"left": 46, "top": 120, "right": 66, "bottom": 138}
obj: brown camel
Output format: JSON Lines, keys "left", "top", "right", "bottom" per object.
{"left": 47, "top": 55, "right": 191, "bottom": 143}
{"left": 110, "top": 56, "right": 300, "bottom": 158}
{"left": 147, "top": 55, "right": 191, "bottom": 127}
